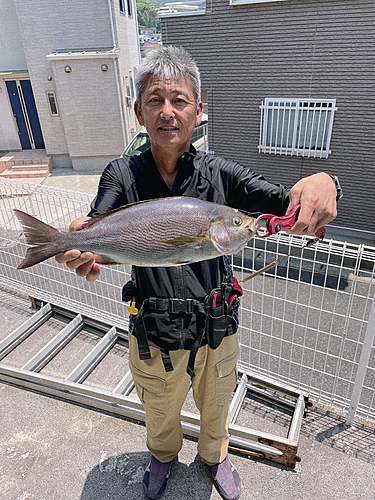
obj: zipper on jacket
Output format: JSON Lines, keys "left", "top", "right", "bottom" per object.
{"left": 173, "top": 265, "right": 185, "bottom": 350}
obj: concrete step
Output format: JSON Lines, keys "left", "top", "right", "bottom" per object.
{"left": 0, "top": 160, "right": 50, "bottom": 171}
{"left": 11, "top": 164, "right": 50, "bottom": 172}
{"left": 0, "top": 151, "right": 51, "bottom": 173}
{"left": 9, "top": 159, "right": 49, "bottom": 166}
{"left": 0, "top": 162, "right": 9, "bottom": 173}
{"left": 1, "top": 168, "right": 50, "bottom": 179}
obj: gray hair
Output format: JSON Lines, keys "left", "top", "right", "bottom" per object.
{"left": 135, "top": 45, "right": 201, "bottom": 108}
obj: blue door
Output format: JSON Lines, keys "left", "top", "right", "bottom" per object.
{"left": 6, "top": 80, "right": 45, "bottom": 150}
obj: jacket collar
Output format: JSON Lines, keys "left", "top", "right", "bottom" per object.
{"left": 140, "top": 145, "right": 197, "bottom": 172}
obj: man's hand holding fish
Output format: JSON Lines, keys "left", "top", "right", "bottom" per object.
{"left": 55, "top": 217, "right": 101, "bottom": 282}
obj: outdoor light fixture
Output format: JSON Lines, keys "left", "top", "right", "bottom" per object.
{"left": 101, "top": 64, "right": 108, "bottom": 72}
{"left": 47, "top": 75, "right": 53, "bottom": 81}
{"left": 64, "top": 65, "right": 72, "bottom": 73}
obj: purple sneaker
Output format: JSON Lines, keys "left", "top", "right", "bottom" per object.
{"left": 210, "top": 456, "right": 242, "bottom": 500}
{"left": 143, "top": 455, "right": 172, "bottom": 500}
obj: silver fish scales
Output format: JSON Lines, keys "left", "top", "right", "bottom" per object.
{"left": 15, "top": 196, "right": 258, "bottom": 270}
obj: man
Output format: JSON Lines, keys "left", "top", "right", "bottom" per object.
{"left": 56, "top": 46, "right": 339, "bottom": 500}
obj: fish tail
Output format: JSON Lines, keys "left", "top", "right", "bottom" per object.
{"left": 14, "top": 209, "right": 61, "bottom": 269}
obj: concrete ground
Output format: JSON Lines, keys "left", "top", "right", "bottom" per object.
{"left": 1, "top": 168, "right": 375, "bottom": 500}
{"left": 42, "top": 167, "right": 103, "bottom": 195}
{"left": 2, "top": 374, "right": 375, "bottom": 500}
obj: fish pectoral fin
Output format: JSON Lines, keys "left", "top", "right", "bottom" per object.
{"left": 162, "top": 236, "right": 208, "bottom": 248}
{"left": 209, "top": 223, "right": 232, "bottom": 254}
{"left": 210, "top": 235, "right": 232, "bottom": 254}
{"left": 96, "top": 255, "right": 121, "bottom": 266}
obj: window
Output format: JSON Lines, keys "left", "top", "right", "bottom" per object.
{"left": 120, "top": 0, "right": 132, "bottom": 16}
{"left": 127, "top": 0, "right": 133, "bottom": 16}
{"left": 157, "top": 1, "right": 206, "bottom": 17}
{"left": 259, "top": 98, "right": 337, "bottom": 159}
{"left": 124, "top": 76, "right": 132, "bottom": 108}
{"left": 129, "top": 75, "right": 134, "bottom": 99}
{"left": 46, "top": 91, "right": 59, "bottom": 116}
{"left": 230, "top": 0, "right": 288, "bottom": 5}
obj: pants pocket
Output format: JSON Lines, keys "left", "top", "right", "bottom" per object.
{"left": 215, "top": 346, "right": 239, "bottom": 406}
{"left": 130, "top": 362, "right": 167, "bottom": 407}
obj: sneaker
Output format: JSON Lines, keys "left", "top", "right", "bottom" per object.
{"left": 210, "top": 456, "right": 242, "bottom": 500}
{"left": 143, "top": 455, "right": 172, "bottom": 500}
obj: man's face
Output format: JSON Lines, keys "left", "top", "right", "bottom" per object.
{"left": 134, "top": 75, "right": 203, "bottom": 155}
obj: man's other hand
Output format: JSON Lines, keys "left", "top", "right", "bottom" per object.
{"left": 286, "top": 172, "right": 338, "bottom": 235}
{"left": 54, "top": 216, "right": 101, "bottom": 282}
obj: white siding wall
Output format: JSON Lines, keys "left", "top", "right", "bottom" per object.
{"left": 112, "top": 0, "right": 142, "bottom": 142}
{"left": 0, "top": 0, "right": 27, "bottom": 71}
{"left": 10, "top": 0, "right": 140, "bottom": 170}
{"left": 0, "top": 0, "right": 28, "bottom": 151}
{"left": 50, "top": 56, "right": 124, "bottom": 158}
{"left": 0, "top": 76, "right": 22, "bottom": 151}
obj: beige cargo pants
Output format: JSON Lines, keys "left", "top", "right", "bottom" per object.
{"left": 129, "top": 333, "right": 239, "bottom": 466}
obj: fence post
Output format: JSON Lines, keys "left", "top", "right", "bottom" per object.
{"left": 346, "top": 291, "right": 375, "bottom": 426}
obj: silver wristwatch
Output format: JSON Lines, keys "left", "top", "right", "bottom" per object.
{"left": 328, "top": 174, "right": 343, "bottom": 201}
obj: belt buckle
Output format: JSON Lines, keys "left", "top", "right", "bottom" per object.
{"left": 169, "top": 298, "right": 193, "bottom": 314}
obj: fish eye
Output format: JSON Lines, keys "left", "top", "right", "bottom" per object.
{"left": 233, "top": 217, "right": 242, "bottom": 226}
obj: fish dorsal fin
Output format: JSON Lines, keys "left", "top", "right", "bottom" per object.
{"left": 83, "top": 197, "right": 184, "bottom": 229}
{"left": 84, "top": 206, "right": 127, "bottom": 228}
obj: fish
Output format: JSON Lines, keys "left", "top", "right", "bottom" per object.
{"left": 14, "top": 196, "right": 259, "bottom": 270}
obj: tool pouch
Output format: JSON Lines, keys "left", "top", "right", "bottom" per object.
{"left": 205, "top": 281, "right": 242, "bottom": 350}
{"left": 122, "top": 280, "right": 137, "bottom": 303}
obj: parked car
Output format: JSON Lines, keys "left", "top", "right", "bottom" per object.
{"left": 122, "top": 114, "right": 209, "bottom": 157}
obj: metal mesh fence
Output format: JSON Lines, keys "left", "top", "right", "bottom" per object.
{"left": 0, "top": 179, "right": 130, "bottom": 330}
{"left": 233, "top": 236, "right": 375, "bottom": 423}
{"left": 1, "top": 178, "right": 374, "bottom": 424}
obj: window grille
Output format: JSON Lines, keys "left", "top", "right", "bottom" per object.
{"left": 259, "top": 98, "right": 337, "bottom": 159}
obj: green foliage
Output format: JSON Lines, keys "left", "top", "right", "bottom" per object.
{"left": 137, "top": 0, "right": 161, "bottom": 30}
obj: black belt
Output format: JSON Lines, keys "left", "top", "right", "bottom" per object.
{"left": 133, "top": 297, "right": 206, "bottom": 377}
{"left": 144, "top": 297, "right": 202, "bottom": 315}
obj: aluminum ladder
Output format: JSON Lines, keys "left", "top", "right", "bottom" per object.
{"left": 0, "top": 298, "right": 309, "bottom": 468}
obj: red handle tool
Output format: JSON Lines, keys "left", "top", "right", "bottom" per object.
{"left": 256, "top": 204, "right": 326, "bottom": 240}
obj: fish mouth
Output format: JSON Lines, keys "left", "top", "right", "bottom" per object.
{"left": 247, "top": 222, "right": 260, "bottom": 234}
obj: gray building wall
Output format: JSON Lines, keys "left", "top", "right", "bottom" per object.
{"left": 161, "top": 0, "right": 375, "bottom": 233}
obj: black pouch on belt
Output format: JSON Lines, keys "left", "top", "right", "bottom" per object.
{"left": 205, "top": 283, "right": 234, "bottom": 349}
{"left": 122, "top": 280, "right": 137, "bottom": 303}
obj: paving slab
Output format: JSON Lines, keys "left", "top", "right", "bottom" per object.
{"left": 42, "top": 168, "right": 102, "bottom": 195}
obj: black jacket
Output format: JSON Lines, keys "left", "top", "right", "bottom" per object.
{"left": 88, "top": 147, "right": 290, "bottom": 352}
